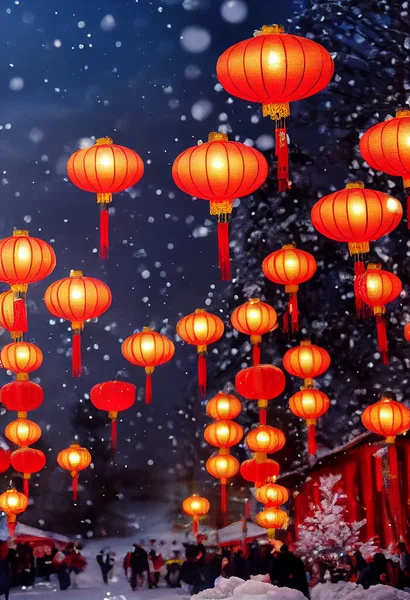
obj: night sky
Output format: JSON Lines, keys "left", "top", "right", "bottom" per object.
{"left": 0, "top": 0, "right": 294, "bottom": 474}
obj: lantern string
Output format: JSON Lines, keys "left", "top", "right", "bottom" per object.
{"left": 307, "top": 423, "right": 317, "bottom": 456}
{"left": 72, "top": 473, "right": 79, "bottom": 502}
{"left": 13, "top": 295, "right": 28, "bottom": 335}
{"left": 252, "top": 343, "right": 261, "bottom": 366}
{"left": 145, "top": 372, "right": 153, "bottom": 405}
{"left": 375, "top": 313, "right": 389, "bottom": 364}
{"left": 100, "top": 205, "right": 109, "bottom": 260}
{"left": 217, "top": 220, "right": 231, "bottom": 281}
{"left": 259, "top": 408, "right": 267, "bottom": 426}
{"left": 221, "top": 482, "right": 227, "bottom": 513}
{"left": 275, "top": 120, "right": 290, "bottom": 192}
{"left": 198, "top": 353, "right": 207, "bottom": 398}
{"left": 72, "top": 331, "right": 82, "bottom": 378}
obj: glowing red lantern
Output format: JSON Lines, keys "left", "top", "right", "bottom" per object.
{"left": 204, "top": 420, "right": 243, "bottom": 449}
{"left": 246, "top": 425, "right": 286, "bottom": 461}
{"left": 206, "top": 392, "right": 242, "bottom": 421}
{"left": 1, "top": 342, "right": 43, "bottom": 380}
{"left": 44, "top": 270, "right": 112, "bottom": 377}
{"left": 182, "top": 494, "right": 210, "bottom": 536}
{"left": 90, "top": 381, "right": 136, "bottom": 449}
{"left": 206, "top": 451, "right": 239, "bottom": 513}
{"left": 262, "top": 244, "right": 316, "bottom": 332}
{"left": 361, "top": 394, "right": 410, "bottom": 443}
{"left": 10, "top": 447, "right": 46, "bottom": 498}
{"left": 256, "top": 507, "right": 288, "bottom": 540}
{"left": 240, "top": 458, "right": 280, "bottom": 488}
{"left": 235, "top": 364, "right": 286, "bottom": 424}
{"left": 177, "top": 309, "right": 224, "bottom": 397}
{"left": 256, "top": 482, "right": 289, "bottom": 508}
{"left": 0, "top": 380, "right": 44, "bottom": 417}
{"left": 231, "top": 298, "right": 277, "bottom": 365}
{"left": 5, "top": 419, "right": 42, "bottom": 447}
{"left": 0, "top": 488, "right": 28, "bottom": 536}
{"left": 217, "top": 25, "right": 333, "bottom": 190}
{"left": 289, "top": 388, "right": 330, "bottom": 456}
{"left": 67, "top": 138, "right": 144, "bottom": 258}
{"left": 283, "top": 340, "right": 330, "bottom": 387}
{"left": 354, "top": 264, "right": 402, "bottom": 364}
{"left": 57, "top": 444, "right": 92, "bottom": 502}
{"left": 0, "top": 290, "right": 22, "bottom": 341}
{"left": 0, "top": 450, "right": 11, "bottom": 474}
{"left": 172, "top": 132, "right": 268, "bottom": 280}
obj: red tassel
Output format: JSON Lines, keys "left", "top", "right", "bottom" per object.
{"left": 354, "top": 260, "right": 366, "bottom": 319}
{"left": 288, "top": 293, "right": 299, "bottom": 333}
{"left": 198, "top": 353, "right": 207, "bottom": 398}
{"left": 100, "top": 205, "right": 109, "bottom": 259}
{"left": 72, "top": 331, "right": 82, "bottom": 377}
{"left": 282, "top": 311, "right": 289, "bottom": 334}
{"left": 275, "top": 124, "right": 290, "bottom": 192}
{"left": 111, "top": 419, "right": 117, "bottom": 451}
{"left": 376, "top": 313, "right": 388, "bottom": 364}
{"left": 13, "top": 297, "right": 28, "bottom": 333}
{"left": 8, "top": 521, "right": 16, "bottom": 537}
{"left": 244, "top": 499, "right": 250, "bottom": 518}
{"left": 389, "top": 444, "right": 399, "bottom": 479}
{"left": 259, "top": 408, "right": 267, "bottom": 425}
{"left": 221, "top": 482, "right": 227, "bottom": 513}
{"left": 72, "top": 473, "right": 79, "bottom": 502}
{"left": 252, "top": 344, "right": 260, "bottom": 366}
{"left": 407, "top": 195, "right": 410, "bottom": 230}
{"left": 192, "top": 516, "right": 199, "bottom": 537}
{"left": 145, "top": 373, "right": 152, "bottom": 405}
{"left": 217, "top": 221, "right": 231, "bottom": 281}
{"left": 307, "top": 423, "right": 317, "bottom": 456}
{"left": 375, "top": 454, "right": 383, "bottom": 492}
{"left": 24, "top": 477, "right": 29, "bottom": 499}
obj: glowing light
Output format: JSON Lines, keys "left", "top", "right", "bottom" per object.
{"left": 387, "top": 197, "right": 400, "bottom": 212}
{"left": 268, "top": 51, "right": 280, "bottom": 66}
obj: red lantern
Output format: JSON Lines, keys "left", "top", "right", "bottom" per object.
{"left": 172, "top": 132, "right": 268, "bottom": 280}
{"left": 0, "top": 230, "right": 56, "bottom": 335}
{"left": 217, "top": 25, "right": 333, "bottom": 190}
{"left": 204, "top": 420, "right": 244, "bottom": 449}
{"left": 44, "top": 270, "right": 112, "bottom": 377}
{"left": 206, "top": 393, "right": 242, "bottom": 421}
{"left": 246, "top": 425, "right": 286, "bottom": 460}
{"left": 354, "top": 264, "right": 402, "bottom": 364}
{"left": 10, "top": 447, "right": 46, "bottom": 498}
{"left": 177, "top": 309, "right": 224, "bottom": 397}
{"left": 235, "top": 364, "right": 286, "bottom": 424}
{"left": 0, "top": 290, "right": 22, "bottom": 341}
{"left": 282, "top": 340, "right": 330, "bottom": 387}
{"left": 67, "top": 138, "right": 144, "bottom": 258}
{"left": 405, "top": 323, "right": 410, "bottom": 342}
{"left": 360, "top": 110, "right": 410, "bottom": 227}
{"left": 182, "top": 494, "right": 210, "bottom": 537}
{"left": 1, "top": 342, "right": 43, "bottom": 380}
{"left": 231, "top": 299, "right": 277, "bottom": 365}
{"left": 256, "top": 482, "right": 289, "bottom": 508}
{"left": 0, "top": 380, "right": 44, "bottom": 417}
{"left": 121, "top": 328, "right": 175, "bottom": 404}
{"left": 361, "top": 394, "right": 410, "bottom": 443}
{"left": 5, "top": 419, "right": 42, "bottom": 447}
{"left": 262, "top": 244, "right": 316, "bottom": 333}
{"left": 0, "top": 450, "right": 11, "bottom": 474}
{"left": 311, "top": 182, "right": 402, "bottom": 317}
{"left": 240, "top": 458, "right": 280, "bottom": 488}
{"left": 0, "top": 488, "right": 28, "bottom": 536}
{"left": 206, "top": 451, "right": 239, "bottom": 513}
{"left": 90, "top": 381, "right": 136, "bottom": 450}
{"left": 256, "top": 507, "right": 288, "bottom": 540}
{"left": 57, "top": 444, "right": 92, "bottom": 502}
{"left": 289, "top": 388, "right": 330, "bottom": 456}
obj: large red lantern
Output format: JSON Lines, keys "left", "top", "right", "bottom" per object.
{"left": 204, "top": 420, "right": 243, "bottom": 449}
{"left": 311, "top": 182, "right": 402, "bottom": 317}
{"left": 172, "top": 132, "right": 268, "bottom": 280}
{"left": 121, "top": 328, "right": 174, "bottom": 405}
{"left": 231, "top": 299, "right": 277, "bottom": 365}
{"left": 262, "top": 245, "right": 316, "bottom": 333}
{"left": 44, "top": 270, "right": 112, "bottom": 377}
{"left": 0, "top": 488, "right": 28, "bottom": 536}
{"left": 0, "top": 380, "right": 44, "bottom": 417}
{"left": 182, "top": 494, "right": 210, "bottom": 537}
{"left": 0, "top": 450, "right": 11, "bottom": 474}
{"left": 67, "top": 138, "right": 144, "bottom": 258}
{"left": 235, "top": 364, "right": 286, "bottom": 424}
{"left": 246, "top": 425, "right": 285, "bottom": 460}
{"left": 217, "top": 25, "right": 333, "bottom": 190}
{"left": 354, "top": 264, "right": 402, "bottom": 364}
{"left": 57, "top": 444, "right": 92, "bottom": 502}
{"left": 240, "top": 458, "right": 280, "bottom": 488}
{"left": 90, "top": 381, "right": 136, "bottom": 450}
{"left": 5, "top": 419, "right": 42, "bottom": 447}
{"left": 206, "top": 392, "right": 242, "bottom": 421}
{"left": 0, "top": 230, "right": 56, "bottom": 335}
{"left": 1, "top": 342, "right": 43, "bottom": 380}
{"left": 256, "top": 507, "right": 288, "bottom": 541}
{"left": 361, "top": 394, "right": 410, "bottom": 443}
{"left": 256, "top": 482, "right": 289, "bottom": 508}
{"left": 206, "top": 451, "right": 239, "bottom": 513}
{"left": 289, "top": 388, "right": 330, "bottom": 456}
{"left": 10, "top": 447, "right": 46, "bottom": 498}
{"left": 177, "top": 309, "right": 224, "bottom": 397}
{"left": 360, "top": 110, "right": 410, "bottom": 227}
{"left": 283, "top": 340, "right": 330, "bottom": 387}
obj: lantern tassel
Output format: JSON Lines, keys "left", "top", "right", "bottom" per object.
{"left": 192, "top": 516, "right": 199, "bottom": 537}
{"left": 72, "top": 331, "right": 82, "bottom": 377}
{"left": 221, "top": 482, "right": 227, "bottom": 513}
{"left": 275, "top": 122, "right": 290, "bottom": 192}
{"left": 217, "top": 220, "right": 231, "bottom": 281}
{"left": 307, "top": 423, "right": 317, "bottom": 456}
{"left": 145, "top": 370, "right": 153, "bottom": 405}
{"left": 24, "top": 476, "right": 29, "bottom": 499}
{"left": 13, "top": 296, "right": 28, "bottom": 334}
{"left": 252, "top": 343, "right": 261, "bottom": 366}
{"left": 198, "top": 353, "right": 207, "bottom": 398}
{"left": 288, "top": 292, "right": 299, "bottom": 333}
{"left": 407, "top": 195, "right": 410, "bottom": 230}
{"left": 282, "top": 311, "right": 289, "bottom": 334}
{"left": 8, "top": 517, "right": 16, "bottom": 538}
{"left": 354, "top": 260, "right": 367, "bottom": 319}
{"left": 72, "top": 473, "right": 79, "bottom": 502}
{"left": 389, "top": 443, "right": 399, "bottom": 479}
{"left": 111, "top": 419, "right": 117, "bottom": 451}
{"left": 100, "top": 205, "right": 109, "bottom": 260}
{"left": 375, "top": 453, "right": 383, "bottom": 492}
{"left": 259, "top": 408, "right": 267, "bottom": 425}
{"left": 376, "top": 313, "right": 388, "bottom": 364}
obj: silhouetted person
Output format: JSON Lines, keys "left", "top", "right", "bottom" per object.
{"left": 0, "top": 542, "right": 11, "bottom": 600}
{"left": 357, "top": 553, "right": 388, "bottom": 589}
{"left": 130, "top": 544, "right": 149, "bottom": 591}
{"left": 270, "top": 545, "right": 309, "bottom": 599}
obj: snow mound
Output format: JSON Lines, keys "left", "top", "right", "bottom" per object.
{"left": 192, "top": 576, "right": 306, "bottom": 600}
{"left": 312, "top": 581, "right": 410, "bottom": 600}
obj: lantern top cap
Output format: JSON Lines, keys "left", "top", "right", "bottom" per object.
{"left": 254, "top": 24, "right": 285, "bottom": 36}
{"left": 195, "top": 308, "right": 207, "bottom": 313}
{"left": 70, "top": 270, "right": 83, "bottom": 277}
{"left": 95, "top": 137, "right": 113, "bottom": 146}
{"left": 282, "top": 243, "right": 296, "bottom": 250}
{"left": 300, "top": 340, "right": 312, "bottom": 346}
{"left": 208, "top": 132, "right": 228, "bottom": 142}
{"left": 381, "top": 396, "right": 394, "bottom": 404}
{"left": 13, "top": 230, "right": 29, "bottom": 237}
{"left": 396, "top": 110, "right": 410, "bottom": 118}
{"left": 367, "top": 263, "right": 381, "bottom": 270}
{"left": 345, "top": 182, "right": 365, "bottom": 189}
{"left": 69, "top": 444, "right": 81, "bottom": 449}
{"left": 142, "top": 326, "right": 152, "bottom": 332}
{"left": 249, "top": 298, "right": 260, "bottom": 304}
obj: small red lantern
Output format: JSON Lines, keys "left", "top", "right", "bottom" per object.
{"left": 235, "top": 364, "right": 286, "bottom": 424}
{"left": 206, "top": 451, "right": 239, "bottom": 513}
{"left": 5, "top": 419, "right": 42, "bottom": 447}
{"left": 282, "top": 340, "right": 330, "bottom": 387}
{"left": 182, "top": 494, "right": 210, "bottom": 537}
{"left": 231, "top": 299, "right": 277, "bottom": 365}
{"left": 256, "top": 482, "right": 289, "bottom": 508}
{"left": 354, "top": 264, "right": 402, "bottom": 364}
{"left": 0, "top": 450, "right": 11, "bottom": 474}
{"left": 204, "top": 420, "right": 244, "bottom": 449}
{"left": 240, "top": 458, "right": 280, "bottom": 488}
{"left": 289, "top": 388, "right": 330, "bottom": 456}
{"left": 44, "top": 270, "right": 112, "bottom": 377}
{"left": 121, "top": 328, "right": 175, "bottom": 404}
{"left": 90, "top": 381, "right": 136, "bottom": 450}
{"left": 0, "top": 488, "right": 28, "bottom": 536}
{"left": 0, "top": 380, "right": 44, "bottom": 417}
{"left": 177, "top": 309, "right": 224, "bottom": 397}
{"left": 262, "top": 244, "right": 316, "bottom": 333}
{"left": 67, "top": 138, "right": 144, "bottom": 258}
{"left": 1, "top": 342, "right": 43, "bottom": 380}
{"left": 10, "top": 447, "right": 46, "bottom": 498}
{"left": 206, "top": 392, "right": 242, "bottom": 421}
{"left": 256, "top": 507, "right": 288, "bottom": 540}
{"left": 0, "top": 290, "right": 22, "bottom": 341}
{"left": 246, "top": 425, "right": 286, "bottom": 460}
{"left": 57, "top": 444, "right": 92, "bottom": 502}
